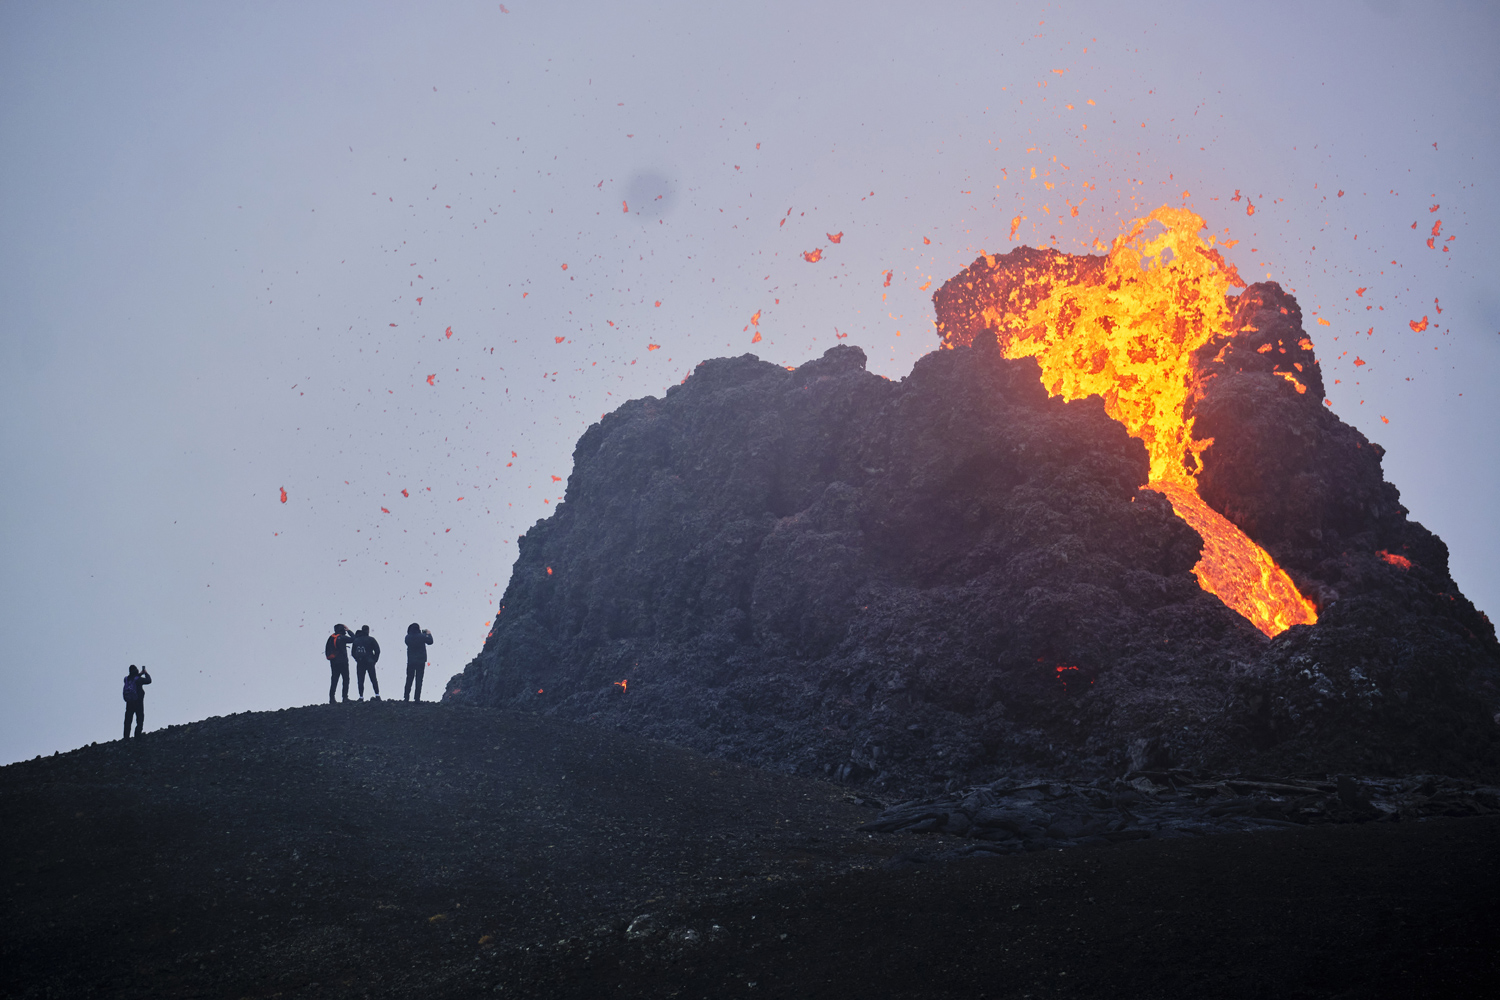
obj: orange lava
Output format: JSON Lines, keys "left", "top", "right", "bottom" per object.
{"left": 1150, "top": 481, "right": 1318, "bottom": 636}
{"left": 943, "top": 205, "right": 1316, "bottom": 636}
{"left": 1377, "top": 549, "right": 1413, "bottom": 570}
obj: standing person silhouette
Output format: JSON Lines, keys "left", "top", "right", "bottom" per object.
{"left": 121, "top": 665, "right": 152, "bottom": 739}
{"left": 351, "top": 625, "right": 381, "bottom": 701}
{"left": 403, "top": 623, "right": 433, "bottom": 701}
{"left": 324, "top": 624, "right": 353, "bottom": 704}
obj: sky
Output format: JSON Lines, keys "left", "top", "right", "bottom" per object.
{"left": 2, "top": 0, "right": 1496, "bottom": 765}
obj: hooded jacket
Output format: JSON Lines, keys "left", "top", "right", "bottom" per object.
{"left": 404, "top": 626, "right": 433, "bottom": 664}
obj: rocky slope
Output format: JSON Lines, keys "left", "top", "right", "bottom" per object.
{"left": 446, "top": 257, "right": 1499, "bottom": 795}
{"left": 5, "top": 706, "right": 1499, "bottom": 999}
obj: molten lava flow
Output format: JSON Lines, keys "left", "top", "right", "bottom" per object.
{"left": 946, "top": 205, "right": 1317, "bottom": 637}
{"left": 1149, "top": 481, "right": 1318, "bottom": 636}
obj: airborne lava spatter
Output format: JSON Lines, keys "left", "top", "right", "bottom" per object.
{"left": 934, "top": 206, "right": 1317, "bottom": 637}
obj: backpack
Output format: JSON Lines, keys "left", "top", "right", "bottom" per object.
{"left": 325, "top": 633, "right": 338, "bottom": 661}
{"left": 122, "top": 676, "right": 140, "bottom": 702}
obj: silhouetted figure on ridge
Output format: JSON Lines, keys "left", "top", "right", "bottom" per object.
{"left": 325, "top": 624, "right": 353, "bottom": 704}
{"left": 404, "top": 623, "right": 433, "bottom": 701}
{"left": 352, "top": 624, "right": 381, "bottom": 701}
{"left": 122, "top": 665, "right": 152, "bottom": 739}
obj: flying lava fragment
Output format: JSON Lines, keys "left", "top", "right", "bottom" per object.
{"left": 1010, "top": 216, "right": 1022, "bottom": 240}
{"left": 426, "top": 374, "right": 436, "bottom": 385}
{"left": 1409, "top": 317, "right": 1429, "bottom": 333}
{"left": 827, "top": 232, "right": 843, "bottom": 243}
{"left": 279, "top": 487, "right": 287, "bottom": 504}
{"left": 882, "top": 270, "right": 893, "bottom": 287}
{"left": 402, "top": 489, "right": 409, "bottom": 497}
{"left": 802, "top": 248, "right": 823, "bottom": 263}
{"left": 445, "top": 326, "right": 453, "bottom": 338}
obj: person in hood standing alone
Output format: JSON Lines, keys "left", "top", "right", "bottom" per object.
{"left": 325, "top": 624, "right": 354, "bottom": 704}
{"left": 122, "top": 664, "right": 152, "bottom": 739}
{"left": 404, "top": 623, "right": 433, "bottom": 701}
{"left": 351, "top": 625, "right": 381, "bottom": 701}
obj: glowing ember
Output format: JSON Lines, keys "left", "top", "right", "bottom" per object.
{"left": 1053, "top": 664, "right": 1091, "bottom": 692}
{"left": 936, "top": 205, "right": 1317, "bottom": 637}
{"left": 1377, "top": 549, "right": 1413, "bottom": 570}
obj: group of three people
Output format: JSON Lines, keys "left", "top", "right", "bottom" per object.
{"left": 325, "top": 622, "right": 433, "bottom": 704}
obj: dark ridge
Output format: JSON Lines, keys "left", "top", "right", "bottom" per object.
{"left": 5, "top": 705, "right": 1498, "bottom": 999}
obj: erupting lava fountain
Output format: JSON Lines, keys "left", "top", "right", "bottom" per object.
{"left": 935, "top": 206, "right": 1318, "bottom": 637}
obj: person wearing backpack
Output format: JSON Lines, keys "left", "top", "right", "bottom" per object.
{"left": 351, "top": 625, "right": 382, "bottom": 701}
{"left": 324, "top": 624, "right": 354, "bottom": 704}
{"left": 403, "top": 623, "right": 433, "bottom": 701}
{"left": 122, "top": 664, "right": 152, "bottom": 739}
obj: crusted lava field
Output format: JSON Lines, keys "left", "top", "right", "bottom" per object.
{"left": 445, "top": 272, "right": 1499, "bottom": 795}
{"left": 4, "top": 704, "right": 1499, "bottom": 999}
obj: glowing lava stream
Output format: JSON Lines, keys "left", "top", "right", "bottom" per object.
{"left": 1147, "top": 481, "right": 1317, "bottom": 637}
{"left": 955, "top": 205, "right": 1317, "bottom": 637}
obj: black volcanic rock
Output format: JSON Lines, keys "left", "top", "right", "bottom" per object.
{"left": 448, "top": 262, "right": 1499, "bottom": 792}
{"left": 931, "top": 248, "right": 1499, "bottom": 776}
{"left": 1184, "top": 283, "right": 1500, "bottom": 775}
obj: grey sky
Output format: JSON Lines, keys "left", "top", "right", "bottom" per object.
{"left": 2, "top": 1, "right": 1496, "bottom": 764}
